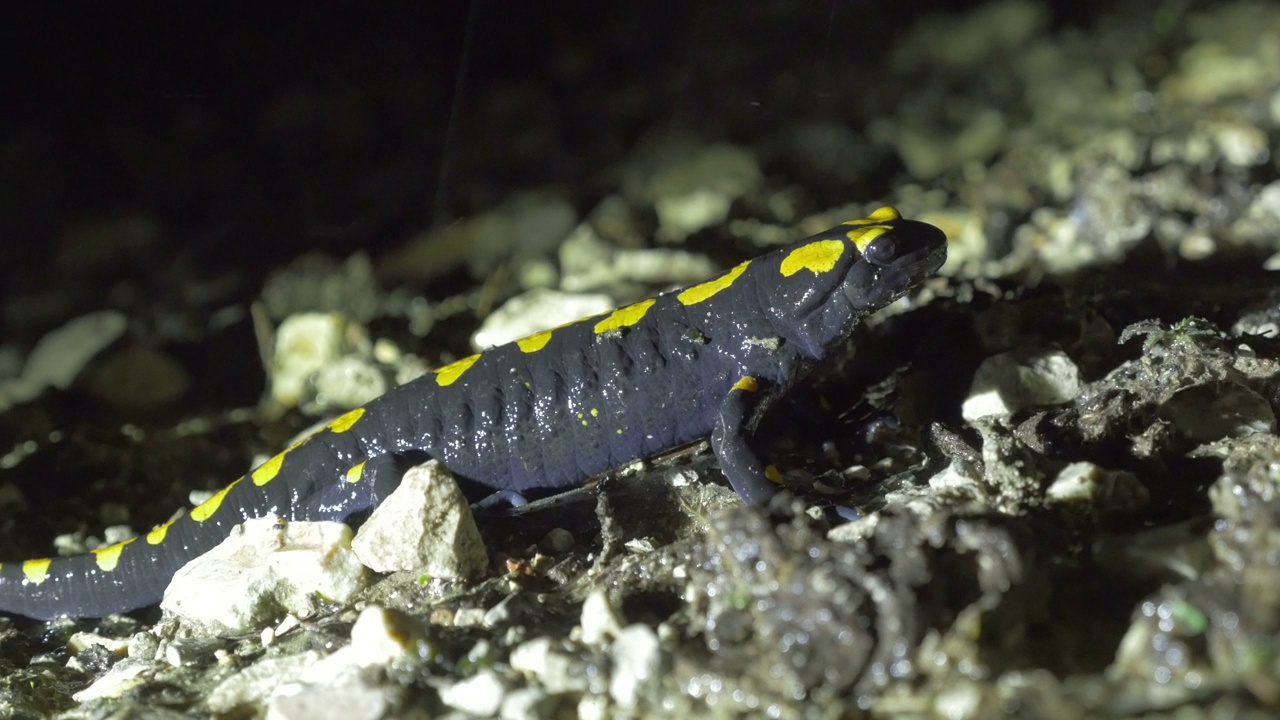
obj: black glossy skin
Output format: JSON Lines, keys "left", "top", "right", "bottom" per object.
{"left": 0, "top": 210, "right": 946, "bottom": 619}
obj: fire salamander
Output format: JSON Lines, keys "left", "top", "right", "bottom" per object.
{"left": 0, "top": 207, "right": 946, "bottom": 620}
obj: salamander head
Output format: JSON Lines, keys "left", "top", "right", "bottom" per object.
{"left": 838, "top": 207, "right": 947, "bottom": 312}
{"left": 768, "top": 206, "right": 947, "bottom": 350}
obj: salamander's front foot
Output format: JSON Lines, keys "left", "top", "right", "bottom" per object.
{"left": 472, "top": 489, "right": 529, "bottom": 511}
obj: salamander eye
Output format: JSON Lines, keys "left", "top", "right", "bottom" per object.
{"left": 863, "top": 234, "right": 898, "bottom": 266}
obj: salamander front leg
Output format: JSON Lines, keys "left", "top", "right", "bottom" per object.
{"left": 711, "top": 376, "right": 780, "bottom": 505}
{"left": 472, "top": 489, "right": 529, "bottom": 511}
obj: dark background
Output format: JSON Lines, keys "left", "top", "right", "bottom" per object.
{"left": 3, "top": 0, "right": 1092, "bottom": 318}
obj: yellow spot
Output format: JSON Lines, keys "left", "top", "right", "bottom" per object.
{"left": 22, "top": 559, "right": 51, "bottom": 585}
{"left": 591, "top": 408, "right": 598, "bottom": 417}
{"left": 192, "top": 478, "right": 240, "bottom": 522}
{"left": 846, "top": 224, "right": 892, "bottom": 253}
{"left": 517, "top": 330, "right": 553, "bottom": 353}
{"left": 147, "top": 518, "right": 177, "bottom": 545}
{"left": 252, "top": 451, "right": 287, "bottom": 486}
{"left": 858, "top": 206, "right": 901, "bottom": 223}
{"left": 346, "top": 461, "right": 366, "bottom": 483}
{"left": 765, "top": 465, "right": 784, "bottom": 484}
{"left": 594, "top": 299, "right": 656, "bottom": 334}
{"left": 677, "top": 261, "right": 750, "bottom": 306}
{"left": 838, "top": 207, "right": 900, "bottom": 252}
{"left": 326, "top": 408, "right": 365, "bottom": 433}
{"left": 732, "top": 376, "right": 758, "bottom": 393}
{"left": 92, "top": 539, "right": 135, "bottom": 572}
{"left": 616, "top": 429, "right": 623, "bottom": 434}
{"left": 434, "top": 354, "right": 481, "bottom": 386}
{"left": 781, "top": 240, "right": 844, "bottom": 277}
{"left": 516, "top": 319, "right": 583, "bottom": 354}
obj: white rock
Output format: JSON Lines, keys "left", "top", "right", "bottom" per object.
{"left": 962, "top": 351, "right": 1080, "bottom": 420}
{"left": 1159, "top": 382, "right": 1276, "bottom": 441}
{"left": 500, "top": 687, "right": 555, "bottom": 720}
{"left": 1046, "top": 461, "right": 1148, "bottom": 514}
{"left": 557, "top": 222, "right": 718, "bottom": 293}
{"left": 578, "top": 694, "right": 609, "bottom": 720}
{"left": 228, "top": 608, "right": 418, "bottom": 718}
{"left": 472, "top": 288, "right": 614, "bottom": 351}
{"left": 351, "top": 460, "right": 488, "bottom": 579}
{"left": 608, "top": 624, "right": 661, "bottom": 709}
{"left": 452, "top": 607, "right": 487, "bottom": 627}
{"left": 269, "top": 313, "right": 349, "bottom": 408}
{"left": 163, "top": 637, "right": 222, "bottom": 667}
{"left": 540, "top": 527, "right": 575, "bottom": 553}
{"left": 68, "top": 631, "right": 130, "bottom": 656}
{"left": 655, "top": 189, "right": 731, "bottom": 241}
{"left": 0, "top": 311, "right": 127, "bottom": 412}
{"left": 127, "top": 631, "right": 160, "bottom": 660}
{"left": 643, "top": 143, "right": 763, "bottom": 241}
{"left": 437, "top": 668, "right": 507, "bottom": 716}
{"left": 932, "top": 678, "right": 991, "bottom": 720}
{"left": 206, "top": 652, "right": 321, "bottom": 715}
{"left": 578, "top": 589, "right": 623, "bottom": 647}
{"left": 345, "top": 605, "right": 422, "bottom": 668}
{"left": 266, "top": 672, "right": 398, "bottom": 720}
{"left": 161, "top": 516, "right": 370, "bottom": 634}
{"left": 1205, "top": 119, "right": 1269, "bottom": 168}
{"left": 313, "top": 355, "right": 386, "bottom": 409}
{"left": 71, "top": 658, "right": 150, "bottom": 702}
{"left": 483, "top": 594, "right": 520, "bottom": 627}
{"left": 465, "top": 193, "right": 578, "bottom": 276}
{"left": 25, "top": 311, "right": 128, "bottom": 391}
{"left": 510, "top": 637, "right": 588, "bottom": 694}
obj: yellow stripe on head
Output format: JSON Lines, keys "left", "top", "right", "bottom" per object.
{"left": 860, "top": 206, "right": 901, "bottom": 223}
{"left": 845, "top": 224, "right": 892, "bottom": 253}
{"left": 841, "top": 206, "right": 900, "bottom": 253}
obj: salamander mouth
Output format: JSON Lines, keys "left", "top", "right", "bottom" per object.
{"left": 877, "top": 240, "right": 946, "bottom": 295}
{"left": 844, "top": 222, "right": 947, "bottom": 311}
